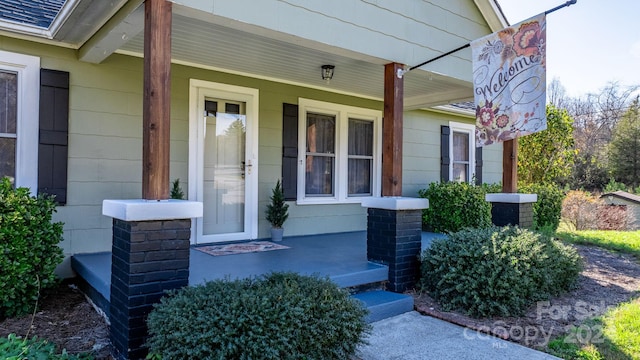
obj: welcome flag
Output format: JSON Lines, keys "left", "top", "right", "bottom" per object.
{"left": 472, "top": 14, "right": 547, "bottom": 147}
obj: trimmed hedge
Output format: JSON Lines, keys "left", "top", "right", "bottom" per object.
{"left": 418, "top": 181, "right": 565, "bottom": 233}
{"left": 146, "top": 272, "right": 370, "bottom": 360}
{"left": 418, "top": 181, "right": 492, "bottom": 233}
{"left": 519, "top": 183, "right": 564, "bottom": 231}
{"left": 0, "top": 177, "right": 64, "bottom": 318}
{"left": 420, "top": 226, "right": 582, "bottom": 317}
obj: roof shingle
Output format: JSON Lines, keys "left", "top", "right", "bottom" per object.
{"left": 0, "top": 0, "right": 66, "bottom": 29}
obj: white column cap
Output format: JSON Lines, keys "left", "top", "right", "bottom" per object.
{"left": 485, "top": 193, "right": 538, "bottom": 204}
{"left": 103, "top": 199, "right": 203, "bottom": 221}
{"left": 361, "top": 196, "right": 429, "bottom": 210}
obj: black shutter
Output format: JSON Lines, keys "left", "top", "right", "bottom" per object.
{"left": 440, "top": 125, "right": 450, "bottom": 182}
{"left": 38, "top": 69, "right": 69, "bottom": 205}
{"left": 475, "top": 146, "right": 483, "bottom": 185}
{"left": 282, "top": 103, "right": 298, "bottom": 200}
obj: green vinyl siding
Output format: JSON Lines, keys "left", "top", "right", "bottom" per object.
{"left": 0, "top": 34, "right": 501, "bottom": 272}
{"left": 402, "top": 109, "right": 502, "bottom": 197}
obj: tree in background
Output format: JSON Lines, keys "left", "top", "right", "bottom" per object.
{"left": 518, "top": 104, "right": 575, "bottom": 185}
{"left": 548, "top": 78, "right": 569, "bottom": 110}
{"left": 559, "top": 82, "right": 639, "bottom": 190}
{"left": 609, "top": 97, "right": 640, "bottom": 188}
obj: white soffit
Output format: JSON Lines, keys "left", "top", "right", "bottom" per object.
{"left": 116, "top": 11, "right": 472, "bottom": 105}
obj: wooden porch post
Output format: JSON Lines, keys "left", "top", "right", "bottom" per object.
{"left": 502, "top": 139, "right": 517, "bottom": 193}
{"left": 382, "top": 63, "right": 404, "bottom": 196}
{"left": 142, "top": 0, "right": 171, "bottom": 200}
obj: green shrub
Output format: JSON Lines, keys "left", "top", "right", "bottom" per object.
{"left": 265, "top": 179, "right": 289, "bottom": 228}
{"left": 420, "top": 226, "right": 582, "bottom": 317}
{"left": 146, "top": 272, "right": 370, "bottom": 360}
{"left": 0, "top": 334, "right": 91, "bottom": 360}
{"left": 418, "top": 182, "right": 492, "bottom": 233}
{"left": 0, "top": 177, "right": 64, "bottom": 318}
{"left": 480, "top": 182, "right": 502, "bottom": 194}
{"left": 519, "top": 183, "right": 565, "bottom": 231}
{"left": 170, "top": 178, "right": 185, "bottom": 200}
{"left": 604, "top": 178, "right": 629, "bottom": 193}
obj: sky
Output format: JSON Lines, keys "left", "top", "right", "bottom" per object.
{"left": 497, "top": 0, "right": 640, "bottom": 97}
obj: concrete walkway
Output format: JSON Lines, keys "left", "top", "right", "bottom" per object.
{"left": 358, "top": 312, "right": 560, "bottom": 360}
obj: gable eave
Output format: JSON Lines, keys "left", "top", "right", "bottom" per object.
{"left": 474, "top": 0, "right": 509, "bottom": 31}
{"left": 0, "top": 0, "right": 128, "bottom": 48}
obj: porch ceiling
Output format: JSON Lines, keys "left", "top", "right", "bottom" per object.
{"left": 109, "top": 6, "right": 473, "bottom": 110}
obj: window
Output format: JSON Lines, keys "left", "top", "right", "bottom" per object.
{"left": 0, "top": 71, "right": 17, "bottom": 183}
{"left": 298, "top": 98, "right": 381, "bottom": 204}
{"left": 348, "top": 118, "right": 373, "bottom": 196}
{"left": 0, "top": 51, "right": 39, "bottom": 190}
{"left": 305, "top": 112, "right": 335, "bottom": 196}
{"left": 449, "top": 121, "right": 476, "bottom": 183}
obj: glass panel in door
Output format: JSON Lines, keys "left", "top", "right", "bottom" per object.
{"left": 202, "top": 99, "right": 246, "bottom": 235}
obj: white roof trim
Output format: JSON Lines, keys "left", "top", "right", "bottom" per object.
{"left": 0, "top": 19, "right": 51, "bottom": 38}
{"left": 48, "top": 0, "right": 81, "bottom": 38}
{"left": 430, "top": 105, "right": 475, "bottom": 118}
{"left": 474, "top": 0, "right": 509, "bottom": 32}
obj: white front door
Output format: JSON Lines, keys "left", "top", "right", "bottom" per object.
{"left": 189, "top": 80, "right": 259, "bottom": 243}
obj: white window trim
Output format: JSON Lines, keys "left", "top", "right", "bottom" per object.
{"left": 0, "top": 50, "right": 40, "bottom": 191}
{"left": 297, "top": 98, "right": 382, "bottom": 205}
{"left": 449, "top": 121, "right": 476, "bottom": 183}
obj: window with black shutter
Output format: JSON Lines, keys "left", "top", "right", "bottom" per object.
{"left": 38, "top": 69, "right": 69, "bottom": 204}
{"left": 441, "top": 123, "right": 482, "bottom": 184}
{"left": 282, "top": 103, "right": 298, "bottom": 200}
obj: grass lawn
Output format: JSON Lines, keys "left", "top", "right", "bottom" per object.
{"left": 555, "top": 229, "right": 640, "bottom": 260}
{"left": 547, "top": 298, "right": 640, "bottom": 360}
{"left": 547, "top": 229, "right": 640, "bottom": 359}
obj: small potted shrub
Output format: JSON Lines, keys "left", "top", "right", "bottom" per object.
{"left": 170, "top": 178, "right": 185, "bottom": 200}
{"left": 265, "top": 179, "right": 289, "bottom": 241}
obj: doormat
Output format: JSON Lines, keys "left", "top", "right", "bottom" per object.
{"left": 195, "top": 241, "right": 290, "bottom": 257}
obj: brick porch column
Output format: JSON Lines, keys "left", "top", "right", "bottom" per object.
{"left": 486, "top": 193, "right": 537, "bottom": 228}
{"left": 361, "top": 197, "right": 429, "bottom": 293}
{"left": 103, "top": 200, "right": 202, "bottom": 360}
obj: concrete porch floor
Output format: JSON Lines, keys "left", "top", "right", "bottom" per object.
{"left": 72, "top": 231, "right": 446, "bottom": 307}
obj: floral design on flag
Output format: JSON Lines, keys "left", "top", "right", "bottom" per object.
{"left": 472, "top": 13, "right": 547, "bottom": 147}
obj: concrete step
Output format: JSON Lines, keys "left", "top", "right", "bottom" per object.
{"left": 352, "top": 290, "right": 414, "bottom": 323}
{"left": 330, "top": 263, "right": 388, "bottom": 288}
{"left": 71, "top": 251, "right": 391, "bottom": 318}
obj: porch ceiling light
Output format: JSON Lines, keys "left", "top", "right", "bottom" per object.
{"left": 321, "top": 65, "right": 335, "bottom": 82}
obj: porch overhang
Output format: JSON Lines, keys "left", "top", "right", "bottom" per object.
{"left": 0, "top": 0, "right": 129, "bottom": 47}
{"left": 78, "top": 0, "right": 145, "bottom": 63}
{"left": 73, "top": 1, "right": 484, "bottom": 110}
{"left": 0, "top": 1, "right": 508, "bottom": 110}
